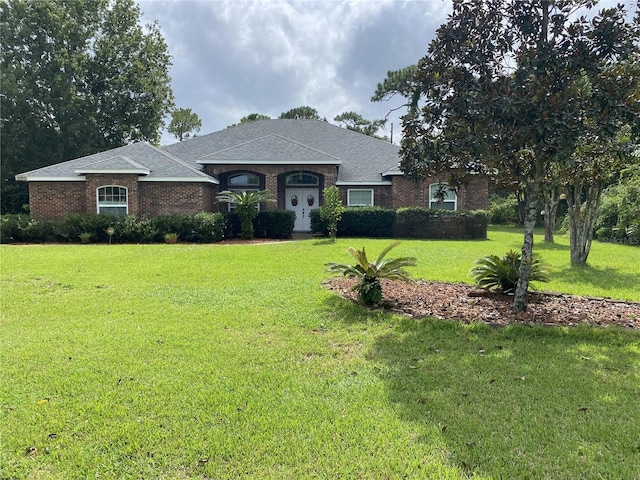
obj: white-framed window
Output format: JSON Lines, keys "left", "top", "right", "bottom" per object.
{"left": 97, "top": 186, "right": 128, "bottom": 215}
{"left": 347, "top": 189, "right": 374, "bottom": 207}
{"left": 429, "top": 183, "right": 457, "bottom": 210}
{"left": 226, "top": 173, "right": 261, "bottom": 212}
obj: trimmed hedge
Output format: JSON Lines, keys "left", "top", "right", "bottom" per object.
{"left": 224, "top": 209, "right": 295, "bottom": 239}
{"left": 311, "top": 207, "right": 395, "bottom": 237}
{"left": 394, "top": 207, "right": 489, "bottom": 239}
{"left": 0, "top": 212, "right": 226, "bottom": 244}
{"left": 312, "top": 207, "right": 488, "bottom": 240}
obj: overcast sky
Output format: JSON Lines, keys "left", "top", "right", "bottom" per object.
{"left": 138, "top": 0, "right": 634, "bottom": 145}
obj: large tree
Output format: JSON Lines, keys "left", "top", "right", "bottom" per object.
{"left": 400, "top": 0, "right": 639, "bottom": 311}
{"left": 279, "top": 106, "right": 321, "bottom": 120}
{"left": 334, "top": 111, "right": 387, "bottom": 139}
{"left": 0, "top": 0, "right": 174, "bottom": 213}
{"left": 168, "top": 107, "right": 202, "bottom": 141}
{"left": 227, "top": 113, "right": 271, "bottom": 128}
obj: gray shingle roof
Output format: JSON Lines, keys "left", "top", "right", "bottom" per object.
{"left": 164, "top": 119, "right": 401, "bottom": 183}
{"left": 17, "top": 120, "right": 402, "bottom": 184}
{"left": 16, "top": 142, "right": 215, "bottom": 183}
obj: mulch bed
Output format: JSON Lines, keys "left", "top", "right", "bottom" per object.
{"left": 325, "top": 278, "right": 640, "bottom": 329}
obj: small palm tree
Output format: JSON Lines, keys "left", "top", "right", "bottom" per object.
{"left": 326, "top": 241, "right": 417, "bottom": 307}
{"left": 470, "top": 249, "right": 549, "bottom": 293}
{"left": 216, "top": 190, "right": 274, "bottom": 239}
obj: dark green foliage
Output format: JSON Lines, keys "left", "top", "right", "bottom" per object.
{"left": 254, "top": 210, "right": 296, "bottom": 239}
{"left": 1, "top": 0, "right": 174, "bottom": 213}
{"left": 326, "top": 241, "right": 417, "bottom": 307}
{"left": 488, "top": 194, "right": 519, "bottom": 224}
{"left": 225, "top": 210, "right": 294, "bottom": 239}
{"left": 216, "top": 190, "right": 275, "bottom": 239}
{"left": 312, "top": 208, "right": 396, "bottom": 238}
{"left": 339, "top": 208, "right": 396, "bottom": 238}
{"left": 0, "top": 213, "right": 226, "bottom": 244}
{"left": 319, "top": 186, "right": 344, "bottom": 240}
{"left": 394, "top": 208, "right": 488, "bottom": 239}
{"left": 594, "top": 164, "right": 640, "bottom": 245}
{"left": 470, "top": 250, "right": 550, "bottom": 294}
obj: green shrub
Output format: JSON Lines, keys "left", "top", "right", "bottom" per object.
{"left": 0, "top": 214, "right": 53, "bottom": 243}
{"left": 395, "top": 208, "right": 488, "bottom": 239}
{"left": 338, "top": 208, "right": 396, "bottom": 237}
{"left": 192, "top": 212, "right": 225, "bottom": 243}
{"left": 326, "top": 241, "right": 417, "bottom": 307}
{"left": 488, "top": 194, "right": 519, "bottom": 224}
{"left": 53, "top": 214, "right": 120, "bottom": 243}
{"left": 254, "top": 210, "right": 295, "bottom": 239}
{"left": 319, "top": 186, "right": 344, "bottom": 240}
{"left": 470, "top": 250, "right": 550, "bottom": 294}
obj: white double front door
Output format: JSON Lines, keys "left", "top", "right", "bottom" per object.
{"left": 286, "top": 188, "right": 319, "bottom": 232}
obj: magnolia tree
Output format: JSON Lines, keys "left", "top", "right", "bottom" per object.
{"left": 399, "top": 0, "right": 639, "bottom": 311}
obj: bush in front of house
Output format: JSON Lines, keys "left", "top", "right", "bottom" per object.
{"left": 339, "top": 208, "right": 396, "bottom": 237}
{"left": 0, "top": 212, "right": 227, "bottom": 244}
{"left": 394, "top": 207, "right": 489, "bottom": 239}
{"left": 311, "top": 207, "right": 396, "bottom": 238}
{"left": 0, "top": 214, "right": 54, "bottom": 243}
{"left": 254, "top": 210, "right": 296, "bottom": 239}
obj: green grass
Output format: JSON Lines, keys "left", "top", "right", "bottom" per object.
{"left": 1, "top": 226, "right": 639, "bottom": 479}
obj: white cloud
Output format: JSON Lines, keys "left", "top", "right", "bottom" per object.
{"left": 138, "top": 0, "right": 452, "bottom": 143}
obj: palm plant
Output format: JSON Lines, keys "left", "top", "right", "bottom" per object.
{"left": 470, "top": 249, "right": 549, "bottom": 294}
{"left": 216, "top": 190, "right": 274, "bottom": 239}
{"left": 326, "top": 241, "right": 417, "bottom": 307}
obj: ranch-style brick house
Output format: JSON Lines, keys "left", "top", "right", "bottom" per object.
{"left": 16, "top": 119, "right": 488, "bottom": 232}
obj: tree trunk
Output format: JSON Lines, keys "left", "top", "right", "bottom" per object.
{"left": 567, "top": 182, "right": 602, "bottom": 265}
{"left": 513, "top": 181, "right": 541, "bottom": 312}
{"left": 543, "top": 188, "right": 560, "bottom": 242}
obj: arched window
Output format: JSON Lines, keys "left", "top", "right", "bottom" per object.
{"left": 97, "top": 186, "right": 128, "bottom": 215}
{"left": 286, "top": 173, "right": 319, "bottom": 186}
{"left": 429, "top": 183, "right": 457, "bottom": 210}
{"left": 225, "top": 173, "right": 261, "bottom": 212}
{"left": 228, "top": 173, "right": 260, "bottom": 187}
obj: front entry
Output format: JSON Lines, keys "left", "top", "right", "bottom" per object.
{"left": 286, "top": 188, "right": 319, "bottom": 231}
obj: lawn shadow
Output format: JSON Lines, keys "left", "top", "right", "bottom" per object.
{"left": 364, "top": 316, "right": 640, "bottom": 478}
{"left": 553, "top": 264, "right": 640, "bottom": 296}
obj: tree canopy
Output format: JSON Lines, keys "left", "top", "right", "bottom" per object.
{"left": 333, "top": 112, "right": 387, "bottom": 139}
{"left": 227, "top": 113, "right": 271, "bottom": 128}
{"left": 279, "top": 106, "right": 321, "bottom": 120}
{"left": 168, "top": 108, "right": 202, "bottom": 141}
{"left": 400, "top": 0, "right": 639, "bottom": 311}
{"left": 0, "top": 0, "right": 174, "bottom": 212}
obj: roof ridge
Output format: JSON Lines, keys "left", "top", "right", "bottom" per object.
{"left": 144, "top": 142, "right": 210, "bottom": 178}
{"left": 197, "top": 133, "right": 341, "bottom": 161}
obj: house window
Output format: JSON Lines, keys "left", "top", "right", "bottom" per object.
{"left": 228, "top": 173, "right": 260, "bottom": 187}
{"left": 226, "top": 173, "right": 261, "bottom": 212}
{"left": 347, "top": 189, "right": 374, "bottom": 207}
{"left": 429, "top": 183, "right": 457, "bottom": 210}
{"left": 97, "top": 186, "right": 128, "bottom": 215}
{"left": 286, "top": 173, "right": 319, "bottom": 186}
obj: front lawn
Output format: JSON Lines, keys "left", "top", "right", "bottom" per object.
{"left": 1, "top": 227, "right": 639, "bottom": 479}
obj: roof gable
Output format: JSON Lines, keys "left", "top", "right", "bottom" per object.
{"left": 198, "top": 133, "right": 341, "bottom": 164}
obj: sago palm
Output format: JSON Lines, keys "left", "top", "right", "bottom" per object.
{"left": 470, "top": 249, "right": 549, "bottom": 293}
{"left": 216, "top": 190, "right": 274, "bottom": 239}
{"left": 326, "top": 241, "right": 417, "bottom": 306}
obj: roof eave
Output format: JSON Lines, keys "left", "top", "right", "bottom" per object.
{"left": 196, "top": 159, "right": 342, "bottom": 165}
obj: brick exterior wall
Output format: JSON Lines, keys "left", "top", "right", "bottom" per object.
{"left": 206, "top": 164, "right": 337, "bottom": 211}
{"left": 26, "top": 168, "right": 488, "bottom": 220}
{"left": 28, "top": 181, "right": 86, "bottom": 220}
{"left": 390, "top": 175, "right": 488, "bottom": 210}
{"left": 85, "top": 174, "right": 140, "bottom": 215}
{"left": 138, "top": 182, "right": 217, "bottom": 216}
